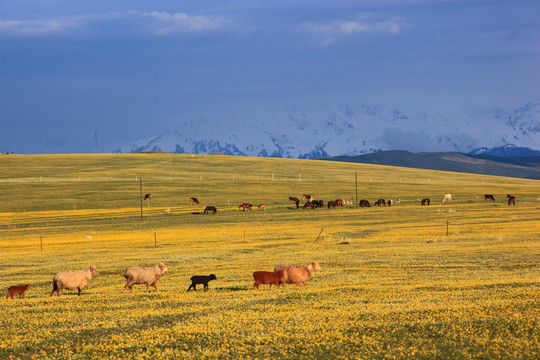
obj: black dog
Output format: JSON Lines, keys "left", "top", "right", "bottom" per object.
{"left": 187, "top": 274, "right": 217, "bottom": 291}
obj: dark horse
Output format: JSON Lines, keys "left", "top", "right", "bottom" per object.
{"left": 484, "top": 194, "right": 495, "bottom": 201}
{"left": 203, "top": 206, "right": 217, "bottom": 214}
{"left": 327, "top": 200, "right": 336, "bottom": 209}
{"left": 421, "top": 198, "right": 430, "bottom": 206}
{"left": 359, "top": 199, "right": 370, "bottom": 207}
{"left": 303, "top": 201, "right": 316, "bottom": 209}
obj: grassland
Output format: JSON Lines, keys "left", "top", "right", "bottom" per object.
{"left": 0, "top": 153, "right": 538, "bottom": 359}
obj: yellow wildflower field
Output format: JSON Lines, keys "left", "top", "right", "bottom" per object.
{"left": 0, "top": 153, "right": 538, "bottom": 359}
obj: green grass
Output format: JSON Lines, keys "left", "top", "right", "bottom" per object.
{"left": 0, "top": 153, "right": 538, "bottom": 359}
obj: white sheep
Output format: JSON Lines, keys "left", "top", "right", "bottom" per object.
{"left": 50, "top": 266, "right": 99, "bottom": 297}
{"left": 274, "top": 261, "right": 322, "bottom": 287}
{"left": 124, "top": 263, "right": 168, "bottom": 292}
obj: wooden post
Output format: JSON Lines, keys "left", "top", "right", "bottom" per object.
{"left": 140, "top": 177, "right": 143, "bottom": 220}
{"left": 355, "top": 171, "right": 358, "bottom": 209}
{"left": 315, "top": 228, "right": 324, "bottom": 242}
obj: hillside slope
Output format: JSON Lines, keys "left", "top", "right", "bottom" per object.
{"left": 328, "top": 151, "right": 540, "bottom": 180}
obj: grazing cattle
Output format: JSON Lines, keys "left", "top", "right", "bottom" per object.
{"left": 335, "top": 199, "right": 344, "bottom": 207}
{"left": 239, "top": 203, "right": 252, "bottom": 211}
{"left": 359, "top": 199, "right": 370, "bottom": 207}
{"left": 507, "top": 196, "right": 516, "bottom": 206}
{"left": 144, "top": 194, "right": 152, "bottom": 200}
{"left": 327, "top": 200, "right": 336, "bottom": 209}
{"left": 302, "top": 194, "right": 312, "bottom": 201}
{"left": 189, "top": 197, "right": 200, "bottom": 205}
{"left": 203, "top": 206, "right": 217, "bottom": 214}
{"left": 484, "top": 194, "right": 495, "bottom": 201}
{"left": 441, "top": 194, "right": 452, "bottom": 202}
{"left": 421, "top": 198, "right": 430, "bottom": 206}
{"left": 387, "top": 199, "right": 393, "bottom": 206}
{"left": 187, "top": 274, "right": 217, "bottom": 292}
{"left": 253, "top": 270, "right": 286, "bottom": 289}
{"left": 303, "top": 201, "right": 316, "bottom": 209}
{"left": 289, "top": 196, "right": 300, "bottom": 204}
{"left": 374, "top": 199, "right": 386, "bottom": 206}
{"left": 258, "top": 204, "right": 266, "bottom": 211}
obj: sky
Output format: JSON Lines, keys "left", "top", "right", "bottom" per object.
{"left": 1, "top": 0, "right": 539, "bottom": 154}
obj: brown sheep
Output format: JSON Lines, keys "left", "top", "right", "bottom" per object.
{"left": 274, "top": 261, "right": 322, "bottom": 287}
{"left": 253, "top": 270, "right": 286, "bottom": 289}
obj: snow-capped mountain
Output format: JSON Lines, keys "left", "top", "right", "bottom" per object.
{"left": 112, "top": 101, "right": 540, "bottom": 158}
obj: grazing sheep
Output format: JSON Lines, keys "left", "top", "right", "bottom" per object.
{"left": 124, "top": 263, "right": 168, "bottom": 293}
{"left": 274, "top": 261, "right": 322, "bottom": 287}
{"left": 6, "top": 284, "right": 31, "bottom": 299}
{"left": 253, "top": 270, "right": 286, "bottom": 289}
{"left": 187, "top": 274, "right": 217, "bottom": 292}
{"left": 50, "top": 266, "right": 99, "bottom": 297}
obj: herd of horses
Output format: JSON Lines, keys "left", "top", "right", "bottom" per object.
{"left": 188, "top": 193, "right": 519, "bottom": 215}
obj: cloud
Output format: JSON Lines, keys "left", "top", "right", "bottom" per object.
{"left": 302, "top": 15, "right": 408, "bottom": 46}
{"left": 0, "top": 19, "right": 73, "bottom": 36}
{"left": 0, "top": 11, "right": 228, "bottom": 37}
{"left": 144, "top": 11, "right": 228, "bottom": 35}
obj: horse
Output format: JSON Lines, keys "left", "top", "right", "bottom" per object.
{"left": 144, "top": 194, "right": 152, "bottom": 200}
{"left": 189, "top": 197, "right": 200, "bottom": 205}
{"left": 507, "top": 196, "right": 516, "bottom": 206}
{"left": 359, "top": 199, "right": 370, "bottom": 207}
{"left": 239, "top": 203, "right": 252, "bottom": 211}
{"left": 327, "top": 200, "right": 336, "bottom": 209}
{"left": 302, "top": 194, "right": 312, "bottom": 201}
{"left": 303, "top": 202, "right": 316, "bottom": 209}
{"left": 374, "top": 199, "right": 386, "bottom": 206}
{"left": 257, "top": 204, "right": 266, "bottom": 211}
{"left": 484, "top": 194, "right": 495, "bottom": 201}
{"left": 387, "top": 199, "right": 392, "bottom": 206}
{"left": 203, "top": 206, "right": 217, "bottom": 214}
{"left": 421, "top": 198, "right": 430, "bottom": 206}
{"left": 289, "top": 196, "right": 300, "bottom": 204}
{"left": 441, "top": 194, "right": 452, "bottom": 202}
{"left": 312, "top": 200, "right": 324, "bottom": 208}
{"left": 345, "top": 198, "right": 353, "bottom": 206}
{"left": 335, "top": 199, "right": 344, "bottom": 207}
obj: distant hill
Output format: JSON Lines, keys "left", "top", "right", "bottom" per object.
{"left": 327, "top": 151, "right": 540, "bottom": 180}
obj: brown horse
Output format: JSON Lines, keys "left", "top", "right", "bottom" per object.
{"left": 421, "top": 198, "right": 430, "bottom": 206}
{"left": 144, "top": 194, "right": 152, "bottom": 200}
{"left": 507, "top": 195, "right": 516, "bottom": 206}
{"left": 359, "top": 199, "right": 370, "bottom": 207}
{"left": 484, "top": 194, "right": 495, "bottom": 201}
{"left": 289, "top": 196, "right": 300, "bottom": 203}
{"left": 189, "top": 197, "right": 199, "bottom": 205}
{"left": 327, "top": 200, "right": 336, "bottom": 209}
{"left": 335, "top": 199, "right": 344, "bottom": 207}
{"left": 374, "top": 199, "right": 386, "bottom": 206}
{"left": 239, "top": 203, "right": 252, "bottom": 211}
{"left": 303, "top": 202, "right": 316, "bottom": 209}
{"left": 302, "top": 194, "right": 312, "bottom": 201}
{"left": 258, "top": 204, "right": 266, "bottom": 211}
